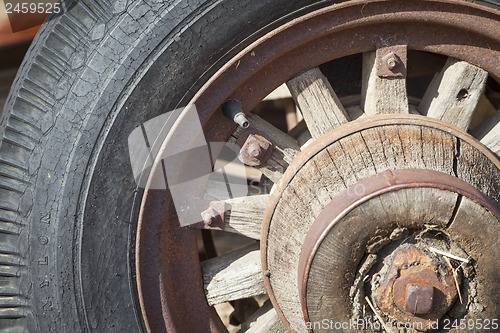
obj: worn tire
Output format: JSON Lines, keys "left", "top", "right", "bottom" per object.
{"left": 0, "top": 0, "right": 499, "bottom": 331}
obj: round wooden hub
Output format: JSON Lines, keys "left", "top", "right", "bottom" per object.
{"left": 260, "top": 115, "right": 500, "bottom": 332}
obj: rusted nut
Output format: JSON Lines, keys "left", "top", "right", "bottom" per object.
{"left": 374, "top": 246, "right": 457, "bottom": 330}
{"left": 238, "top": 133, "right": 273, "bottom": 166}
{"left": 405, "top": 283, "right": 435, "bottom": 315}
{"left": 376, "top": 45, "right": 407, "bottom": 77}
{"left": 248, "top": 143, "right": 262, "bottom": 158}
{"left": 383, "top": 52, "right": 399, "bottom": 70}
{"left": 200, "top": 201, "right": 227, "bottom": 228}
{"left": 201, "top": 208, "right": 218, "bottom": 226}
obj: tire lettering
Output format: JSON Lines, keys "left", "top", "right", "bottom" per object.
{"left": 40, "top": 213, "right": 51, "bottom": 224}
{"left": 42, "top": 298, "right": 53, "bottom": 311}
{"left": 38, "top": 256, "right": 48, "bottom": 265}
{"left": 38, "top": 236, "right": 49, "bottom": 245}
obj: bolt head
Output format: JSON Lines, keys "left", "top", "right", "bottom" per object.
{"left": 201, "top": 208, "right": 217, "bottom": 226}
{"left": 248, "top": 143, "right": 262, "bottom": 157}
{"left": 383, "top": 52, "right": 400, "bottom": 70}
{"left": 374, "top": 246, "right": 458, "bottom": 327}
{"left": 237, "top": 133, "right": 273, "bottom": 166}
{"left": 404, "top": 283, "right": 435, "bottom": 315}
{"left": 387, "top": 57, "right": 397, "bottom": 69}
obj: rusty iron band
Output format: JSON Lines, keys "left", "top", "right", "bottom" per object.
{"left": 297, "top": 169, "right": 500, "bottom": 326}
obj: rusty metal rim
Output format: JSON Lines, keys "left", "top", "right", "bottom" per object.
{"left": 191, "top": 0, "right": 500, "bottom": 139}
{"left": 135, "top": 1, "right": 500, "bottom": 331}
{"left": 296, "top": 169, "right": 500, "bottom": 328}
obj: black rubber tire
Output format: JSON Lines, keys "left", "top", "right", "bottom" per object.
{"left": 0, "top": 0, "right": 499, "bottom": 332}
{"left": 0, "top": 0, "right": 346, "bottom": 331}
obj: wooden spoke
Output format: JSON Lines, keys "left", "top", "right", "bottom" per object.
{"left": 361, "top": 51, "right": 409, "bottom": 115}
{"left": 229, "top": 114, "right": 300, "bottom": 183}
{"left": 202, "top": 242, "right": 266, "bottom": 305}
{"left": 471, "top": 109, "right": 500, "bottom": 154}
{"left": 214, "top": 159, "right": 262, "bottom": 183}
{"left": 224, "top": 195, "right": 268, "bottom": 240}
{"left": 239, "top": 301, "right": 287, "bottom": 333}
{"left": 419, "top": 58, "right": 488, "bottom": 131}
{"left": 287, "top": 120, "right": 312, "bottom": 147}
{"left": 469, "top": 94, "right": 497, "bottom": 130}
{"left": 287, "top": 68, "right": 350, "bottom": 139}
{"left": 193, "top": 195, "right": 268, "bottom": 240}
{"left": 203, "top": 178, "right": 261, "bottom": 201}
{"left": 345, "top": 104, "right": 365, "bottom": 121}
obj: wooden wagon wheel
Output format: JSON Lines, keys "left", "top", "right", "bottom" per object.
{"left": 136, "top": 1, "right": 500, "bottom": 332}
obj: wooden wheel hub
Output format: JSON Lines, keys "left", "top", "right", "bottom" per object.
{"left": 261, "top": 115, "right": 500, "bottom": 332}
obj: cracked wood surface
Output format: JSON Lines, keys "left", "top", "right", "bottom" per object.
{"left": 419, "top": 58, "right": 488, "bottom": 131}
{"left": 224, "top": 195, "right": 268, "bottom": 240}
{"left": 287, "top": 68, "right": 350, "bottom": 139}
{"left": 361, "top": 51, "right": 409, "bottom": 115}
{"left": 202, "top": 242, "right": 266, "bottom": 305}
{"left": 264, "top": 122, "right": 499, "bottom": 332}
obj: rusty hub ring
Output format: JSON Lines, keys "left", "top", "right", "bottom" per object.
{"left": 135, "top": 1, "right": 500, "bottom": 331}
{"left": 297, "top": 168, "right": 500, "bottom": 331}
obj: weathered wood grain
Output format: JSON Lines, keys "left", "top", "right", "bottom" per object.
{"left": 447, "top": 197, "right": 500, "bottom": 320}
{"left": 239, "top": 302, "right": 287, "bottom": 333}
{"left": 455, "top": 139, "right": 500, "bottom": 207}
{"left": 361, "top": 51, "right": 409, "bottom": 115}
{"left": 419, "top": 58, "right": 488, "bottom": 131}
{"left": 306, "top": 187, "right": 459, "bottom": 329}
{"left": 224, "top": 195, "right": 268, "bottom": 240}
{"left": 202, "top": 242, "right": 266, "bottom": 305}
{"left": 471, "top": 109, "right": 500, "bottom": 155}
{"left": 287, "top": 68, "right": 350, "bottom": 138}
{"left": 265, "top": 123, "right": 491, "bottom": 331}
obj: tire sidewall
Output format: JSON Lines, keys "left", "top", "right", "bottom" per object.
{"left": 9, "top": 0, "right": 335, "bottom": 331}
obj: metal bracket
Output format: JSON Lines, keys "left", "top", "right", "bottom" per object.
{"left": 376, "top": 44, "right": 407, "bottom": 78}
{"left": 236, "top": 129, "right": 273, "bottom": 166}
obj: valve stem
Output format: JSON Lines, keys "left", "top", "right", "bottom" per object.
{"left": 222, "top": 99, "right": 249, "bottom": 128}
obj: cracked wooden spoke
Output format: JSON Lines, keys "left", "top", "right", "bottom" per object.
{"left": 202, "top": 243, "right": 266, "bottom": 305}
{"left": 239, "top": 301, "right": 287, "bottom": 333}
{"left": 472, "top": 109, "right": 500, "bottom": 155}
{"left": 193, "top": 194, "right": 268, "bottom": 240}
{"left": 229, "top": 114, "right": 300, "bottom": 183}
{"left": 419, "top": 58, "right": 488, "bottom": 131}
{"left": 361, "top": 51, "right": 409, "bottom": 115}
{"left": 287, "top": 68, "right": 350, "bottom": 139}
{"left": 224, "top": 195, "right": 268, "bottom": 240}
{"left": 192, "top": 195, "right": 268, "bottom": 240}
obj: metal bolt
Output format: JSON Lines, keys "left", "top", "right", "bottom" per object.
{"left": 201, "top": 208, "right": 217, "bottom": 226}
{"left": 374, "top": 246, "right": 458, "bottom": 328}
{"left": 199, "top": 201, "right": 227, "bottom": 228}
{"left": 238, "top": 133, "right": 273, "bottom": 166}
{"left": 248, "top": 143, "right": 262, "bottom": 158}
{"left": 404, "top": 283, "right": 435, "bottom": 315}
{"left": 383, "top": 52, "right": 399, "bottom": 70}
